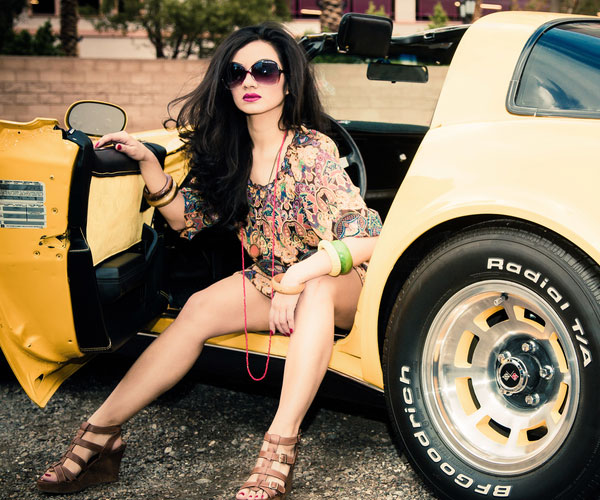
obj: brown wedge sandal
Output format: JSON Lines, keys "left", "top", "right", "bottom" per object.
{"left": 237, "top": 432, "right": 300, "bottom": 500}
{"left": 36, "top": 421, "right": 126, "bottom": 494}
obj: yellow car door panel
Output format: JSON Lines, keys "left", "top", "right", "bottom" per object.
{"left": 0, "top": 123, "right": 168, "bottom": 406}
{"left": 0, "top": 119, "right": 83, "bottom": 406}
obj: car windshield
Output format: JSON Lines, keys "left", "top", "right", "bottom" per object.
{"left": 309, "top": 26, "right": 466, "bottom": 126}
{"left": 314, "top": 56, "right": 447, "bottom": 126}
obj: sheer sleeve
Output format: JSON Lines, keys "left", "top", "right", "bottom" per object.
{"left": 297, "top": 133, "right": 382, "bottom": 241}
{"left": 179, "top": 183, "right": 219, "bottom": 240}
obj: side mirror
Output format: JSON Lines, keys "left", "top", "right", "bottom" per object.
{"left": 367, "top": 61, "right": 429, "bottom": 83}
{"left": 337, "top": 13, "right": 393, "bottom": 58}
{"left": 65, "top": 100, "right": 127, "bottom": 136}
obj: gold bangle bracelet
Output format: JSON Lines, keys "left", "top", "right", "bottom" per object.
{"left": 317, "top": 239, "right": 341, "bottom": 277}
{"left": 272, "top": 273, "right": 306, "bottom": 295}
{"left": 148, "top": 182, "right": 178, "bottom": 208}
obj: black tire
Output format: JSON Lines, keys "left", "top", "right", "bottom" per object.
{"left": 0, "top": 351, "right": 11, "bottom": 379}
{"left": 383, "top": 224, "right": 600, "bottom": 500}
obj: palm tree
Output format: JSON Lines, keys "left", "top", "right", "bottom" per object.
{"left": 1, "top": 0, "right": 26, "bottom": 52}
{"left": 319, "top": 0, "right": 344, "bottom": 32}
{"left": 60, "top": 0, "right": 78, "bottom": 56}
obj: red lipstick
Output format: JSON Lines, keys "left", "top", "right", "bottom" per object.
{"left": 243, "top": 93, "right": 261, "bottom": 102}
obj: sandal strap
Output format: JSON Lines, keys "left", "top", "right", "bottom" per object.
{"left": 64, "top": 450, "right": 89, "bottom": 470}
{"left": 53, "top": 463, "right": 76, "bottom": 483}
{"left": 258, "top": 478, "right": 286, "bottom": 496}
{"left": 238, "top": 432, "right": 300, "bottom": 499}
{"left": 263, "top": 432, "right": 300, "bottom": 446}
{"left": 80, "top": 421, "right": 122, "bottom": 435}
{"left": 72, "top": 436, "right": 104, "bottom": 454}
{"left": 242, "top": 478, "right": 284, "bottom": 497}
{"left": 251, "top": 465, "right": 288, "bottom": 483}
{"left": 258, "top": 449, "right": 296, "bottom": 465}
{"left": 53, "top": 465, "right": 66, "bottom": 483}
{"left": 71, "top": 421, "right": 122, "bottom": 456}
{"left": 47, "top": 421, "right": 123, "bottom": 482}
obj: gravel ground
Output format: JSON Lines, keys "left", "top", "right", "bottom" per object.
{"left": 0, "top": 343, "right": 436, "bottom": 500}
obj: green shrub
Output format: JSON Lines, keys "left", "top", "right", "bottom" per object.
{"left": 365, "top": 1, "right": 388, "bottom": 16}
{"left": 428, "top": 2, "right": 449, "bottom": 29}
{"left": 1, "top": 21, "right": 63, "bottom": 56}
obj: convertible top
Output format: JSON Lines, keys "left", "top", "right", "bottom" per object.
{"left": 300, "top": 23, "right": 469, "bottom": 65}
{"left": 389, "top": 25, "right": 469, "bottom": 64}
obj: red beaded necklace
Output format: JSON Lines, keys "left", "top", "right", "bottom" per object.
{"left": 240, "top": 129, "right": 288, "bottom": 381}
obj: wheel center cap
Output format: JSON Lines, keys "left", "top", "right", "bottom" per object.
{"left": 497, "top": 358, "right": 529, "bottom": 394}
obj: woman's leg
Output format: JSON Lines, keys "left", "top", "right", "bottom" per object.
{"left": 41, "top": 273, "right": 271, "bottom": 482}
{"left": 237, "top": 270, "right": 363, "bottom": 500}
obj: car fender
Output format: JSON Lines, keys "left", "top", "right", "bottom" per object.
{"left": 353, "top": 117, "right": 600, "bottom": 389}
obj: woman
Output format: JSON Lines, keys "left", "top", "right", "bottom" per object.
{"left": 36, "top": 22, "right": 381, "bottom": 500}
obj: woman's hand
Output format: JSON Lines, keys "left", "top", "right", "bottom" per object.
{"left": 269, "top": 291, "right": 300, "bottom": 336}
{"left": 94, "top": 130, "right": 186, "bottom": 230}
{"left": 269, "top": 266, "right": 309, "bottom": 335}
{"left": 94, "top": 131, "right": 154, "bottom": 163}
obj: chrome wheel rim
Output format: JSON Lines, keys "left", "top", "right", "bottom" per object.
{"left": 421, "top": 280, "right": 579, "bottom": 475}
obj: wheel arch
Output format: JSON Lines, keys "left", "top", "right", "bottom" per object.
{"left": 379, "top": 216, "right": 600, "bottom": 500}
{"left": 375, "top": 214, "right": 600, "bottom": 362}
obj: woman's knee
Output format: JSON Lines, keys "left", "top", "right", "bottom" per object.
{"left": 171, "top": 290, "right": 214, "bottom": 340}
{"left": 180, "top": 289, "right": 209, "bottom": 317}
{"left": 299, "top": 273, "right": 361, "bottom": 328}
{"left": 300, "top": 275, "right": 336, "bottom": 304}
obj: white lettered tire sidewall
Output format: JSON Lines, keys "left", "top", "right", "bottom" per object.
{"left": 384, "top": 225, "right": 600, "bottom": 500}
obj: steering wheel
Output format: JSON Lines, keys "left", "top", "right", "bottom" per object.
{"left": 326, "top": 115, "right": 367, "bottom": 198}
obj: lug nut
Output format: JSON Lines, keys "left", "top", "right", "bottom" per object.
{"left": 539, "top": 365, "right": 554, "bottom": 380}
{"left": 525, "top": 393, "right": 540, "bottom": 406}
{"left": 521, "top": 341, "right": 537, "bottom": 353}
{"left": 498, "top": 351, "right": 512, "bottom": 364}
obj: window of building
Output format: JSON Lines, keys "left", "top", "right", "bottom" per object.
{"left": 416, "top": 0, "right": 511, "bottom": 22}
{"left": 514, "top": 22, "right": 600, "bottom": 116}
{"left": 30, "top": 0, "right": 56, "bottom": 15}
{"left": 30, "top": 0, "right": 102, "bottom": 16}
{"left": 291, "top": 0, "right": 394, "bottom": 19}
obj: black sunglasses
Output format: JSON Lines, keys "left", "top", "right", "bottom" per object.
{"left": 223, "top": 59, "right": 284, "bottom": 89}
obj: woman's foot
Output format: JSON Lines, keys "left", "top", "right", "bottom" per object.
{"left": 236, "top": 432, "right": 300, "bottom": 500}
{"left": 37, "top": 422, "right": 126, "bottom": 494}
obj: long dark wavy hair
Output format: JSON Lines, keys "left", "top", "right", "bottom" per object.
{"left": 167, "top": 22, "right": 328, "bottom": 228}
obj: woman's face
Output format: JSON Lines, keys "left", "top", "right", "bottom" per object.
{"left": 228, "top": 40, "right": 287, "bottom": 119}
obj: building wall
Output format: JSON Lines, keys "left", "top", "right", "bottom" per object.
{"left": 0, "top": 56, "right": 446, "bottom": 131}
{"left": 0, "top": 56, "right": 207, "bottom": 132}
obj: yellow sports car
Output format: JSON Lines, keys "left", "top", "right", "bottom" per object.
{"left": 1, "top": 11, "right": 599, "bottom": 499}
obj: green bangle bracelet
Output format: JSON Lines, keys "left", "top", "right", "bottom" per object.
{"left": 332, "top": 240, "right": 353, "bottom": 275}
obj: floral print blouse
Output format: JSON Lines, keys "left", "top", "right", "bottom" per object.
{"left": 179, "top": 127, "right": 382, "bottom": 297}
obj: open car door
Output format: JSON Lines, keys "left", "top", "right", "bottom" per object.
{"left": 0, "top": 103, "right": 171, "bottom": 407}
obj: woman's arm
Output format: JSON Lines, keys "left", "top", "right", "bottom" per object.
{"left": 280, "top": 236, "right": 379, "bottom": 288}
{"left": 94, "top": 131, "right": 187, "bottom": 231}
{"left": 268, "top": 236, "right": 378, "bottom": 335}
